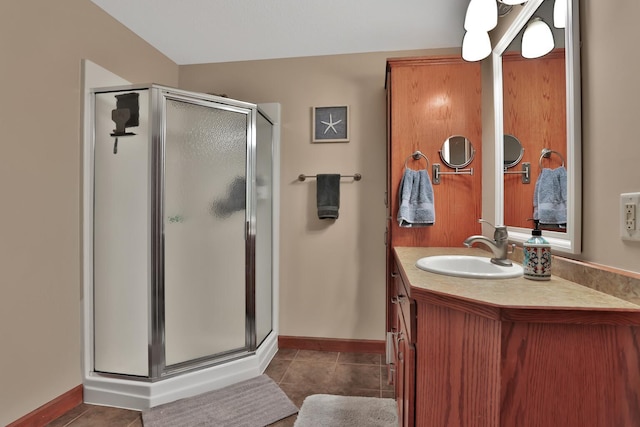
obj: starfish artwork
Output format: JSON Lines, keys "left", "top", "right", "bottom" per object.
{"left": 321, "top": 114, "right": 342, "bottom": 134}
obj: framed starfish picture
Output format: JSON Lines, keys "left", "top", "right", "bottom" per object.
{"left": 312, "top": 106, "right": 349, "bottom": 143}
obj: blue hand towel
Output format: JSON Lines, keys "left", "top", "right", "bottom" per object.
{"left": 533, "top": 167, "right": 567, "bottom": 225}
{"left": 397, "top": 168, "right": 435, "bottom": 227}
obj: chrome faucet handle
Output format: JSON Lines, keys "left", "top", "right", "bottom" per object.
{"left": 478, "top": 218, "right": 507, "bottom": 230}
{"left": 477, "top": 218, "right": 494, "bottom": 228}
{"left": 477, "top": 219, "right": 508, "bottom": 241}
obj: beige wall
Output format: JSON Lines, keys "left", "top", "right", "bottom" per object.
{"left": 0, "top": 1, "right": 178, "bottom": 424}
{"left": 579, "top": 0, "right": 640, "bottom": 272}
{"left": 181, "top": 0, "right": 640, "bottom": 343}
{"left": 179, "top": 48, "right": 457, "bottom": 341}
{"left": 2, "top": 0, "right": 640, "bottom": 423}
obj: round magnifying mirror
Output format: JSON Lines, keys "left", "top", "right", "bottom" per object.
{"left": 439, "top": 135, "right": 475, "bottom": 168}
{"left": 503, "top": 134, "right": 524, "bottom": 169}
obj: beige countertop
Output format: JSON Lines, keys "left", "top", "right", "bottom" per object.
{"left": 394, "top": 246, "right": 640, "bottom": 311}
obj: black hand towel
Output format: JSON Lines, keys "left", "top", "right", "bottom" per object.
{"left": 316, "top": 174, "right": 340, "bottom": 219}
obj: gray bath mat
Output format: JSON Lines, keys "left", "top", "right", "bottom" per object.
{"left": 142, "top": 374, "right": 297, "bottom": 427}
{"left": 294, "top": 394, "right": 397, "bottom": 427}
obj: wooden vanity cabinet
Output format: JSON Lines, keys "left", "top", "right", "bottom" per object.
{"left": 391, "top": 262, "right": 416, "bottom": 427}
{"left": 394, "top": 247, "right": 640, "bottom": 427}
{"left": 412, "top": 295, "right": 640, "bottom": 426}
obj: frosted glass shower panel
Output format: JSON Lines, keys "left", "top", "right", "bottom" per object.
{"left": 164, "top": 98, "right": 249, "bottom": 366}
{"left": 93, "top": 89, "right": 150, "bottom": 376}
{"left": 255, "top": 112, "right": 273, "bottom": 345}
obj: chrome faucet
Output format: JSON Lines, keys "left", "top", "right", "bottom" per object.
{"left": 463, "top": 219, "right": 513, "bottom": 266}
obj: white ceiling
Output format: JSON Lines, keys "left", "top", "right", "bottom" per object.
{"left": 90, "top": 0, "right": 468, "bottom": 65}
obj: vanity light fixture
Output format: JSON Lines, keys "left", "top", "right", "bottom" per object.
{"left": 553, "top": 0, "right": 566, "bottom": 28}
{"left": 464, "top": 0, "right": 498, "bottom": 32}
{"left": 497, "top": 0, "right": 528, "bottom": 5}
{"left": 521, "top": 17, "right": 554, "bottom": 59}
{"left": 498, "top": 3, "right": 513, "bottom": 17}
{"left": 462, "top": 30, "right": 492, "bottom": 62}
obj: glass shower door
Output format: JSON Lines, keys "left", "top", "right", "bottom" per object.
{"left": 162, "top": 95, "right": 251, "bottom": 368}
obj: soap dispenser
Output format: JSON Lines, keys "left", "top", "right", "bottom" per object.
{"left": 523, "top": 220, "right": 551, "bottom": 281}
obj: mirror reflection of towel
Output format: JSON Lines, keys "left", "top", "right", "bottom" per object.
{"left": 317, "top": 174, "right": 340, "bottom": 219}
{"left": 397, "top": 168, "right": 435, "bottom": 227}
{"left": 533, "top": 167, "right": 567, "bottom": 225}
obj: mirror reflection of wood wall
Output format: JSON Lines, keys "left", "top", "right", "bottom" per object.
{"left": 503, "top": 48, "right": 566, "bottom": 231}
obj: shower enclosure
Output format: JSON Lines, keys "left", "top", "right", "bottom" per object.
{"left": 84, "top": 84, "right": 279, "bottom": 409}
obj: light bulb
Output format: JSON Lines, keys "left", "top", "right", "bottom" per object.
{"left": 521, "top": 17, "right": 554, "bottom": 59}
{"left": 464, "top": 0, "right": 498, "bottom": 32}
{"left": 554, "top": 0, "right": 566, "bottom": 28}
{"left": 462, "top": 31, "right": 492, "bottom": 62}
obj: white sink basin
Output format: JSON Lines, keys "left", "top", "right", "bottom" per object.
{"left": 415, "top": 255, "right": 523, "bottom": 279}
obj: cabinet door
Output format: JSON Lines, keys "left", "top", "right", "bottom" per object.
{"left": 387, "top": 268, "right": 400, "bottom": 390}
{"left": 399, "top": 312, "right": 416, "bottom": 427}
{"left": 393, "top": 261, "right": 416, "bottom": 427}
{"left": 397, "top": 330, "right": 406, "bottom": 426}
{"left": 390, "top": 268, "right": 404, "bottom": 424}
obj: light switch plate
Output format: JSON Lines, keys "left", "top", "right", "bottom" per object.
{"left": 621, "top": 193, "right": 640, "bottom": 241}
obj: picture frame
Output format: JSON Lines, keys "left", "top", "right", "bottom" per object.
{"left": 312, "top": 106, "right": 350, "bottom": 143}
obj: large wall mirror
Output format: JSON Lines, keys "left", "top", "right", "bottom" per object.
{"left": 492, "top": 0, "right": 581, "bottom": 254}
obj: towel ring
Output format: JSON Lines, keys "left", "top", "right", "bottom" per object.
{"left": 539, "top": 148, "right": 565, "bottom": 168}
{"left": 404, "top": 151, "right": 430, "bottom": 170}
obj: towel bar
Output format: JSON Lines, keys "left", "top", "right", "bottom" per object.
{"left": 298, "top": 173, "right": 362, "bottom": 182}
{"left": 404, "top": 151, "right": 430, "bottom": 170}
{"left": 539, "top": 148, "right": 565, "bottom": 168}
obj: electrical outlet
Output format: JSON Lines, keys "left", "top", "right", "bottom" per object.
{"left": 626, "top": 203, "right": 636, "bottom": 231}
{"left": 621, "top": 193, "right": 640, "bottom": 241}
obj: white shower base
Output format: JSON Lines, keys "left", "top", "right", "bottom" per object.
{"left": 84, "top": 331, "right": 278, "bottom": 410}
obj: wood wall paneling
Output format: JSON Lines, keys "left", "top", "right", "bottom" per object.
{"left": 387, "top": 56, "right": 483, "bottom": 248}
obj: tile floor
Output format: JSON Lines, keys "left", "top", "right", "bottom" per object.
{"left": 46, "top": 348, "right": 394, "bottom": 426}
